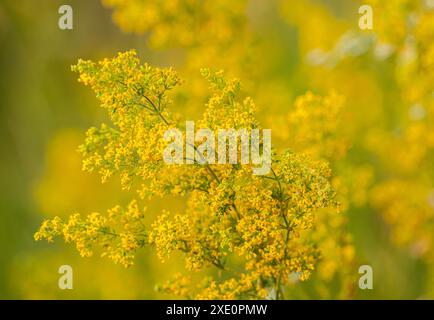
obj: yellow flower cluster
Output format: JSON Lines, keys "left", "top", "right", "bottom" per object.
{"left": 72, "top": 50, "right": 181, "bottom": 191}
{"left": 35, "top": 51, "right": 340, "bottom": 299}
{"left": 35, "top": 200, "right": 146, "bottom": 267}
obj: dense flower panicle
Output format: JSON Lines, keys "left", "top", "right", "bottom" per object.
{"left": 35, "top": 51, "right": 343, "bottom": 299}
{"left": 72, "top": 51, "right": 181, "bottom": 190}
{"left": 198, "top": 68, "right": 258, "bottom": 130}
{"left": 34, "top": 200, "right": 146, "bottom": 267}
